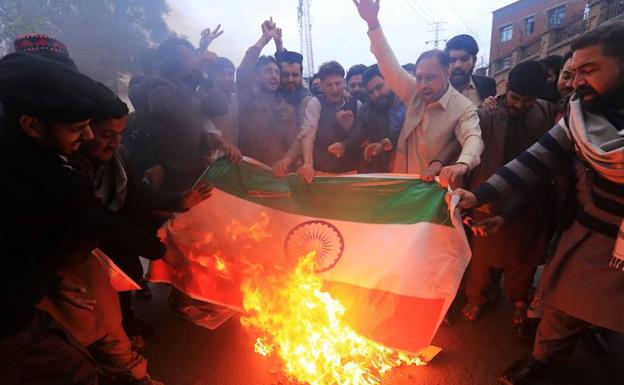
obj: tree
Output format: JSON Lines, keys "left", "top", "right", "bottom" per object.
{"left": 0, "top": 0, "right": 171, "bottom": 88}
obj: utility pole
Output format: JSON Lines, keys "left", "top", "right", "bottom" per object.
{"left": 298, "top": 0, "right": 314, "bottom": 78}
{"left": 425, "top": 21, "right": 447, "bottom": 49}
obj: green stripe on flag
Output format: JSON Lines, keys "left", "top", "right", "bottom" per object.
{"left": 199, "top": 159, "right": 452, "bottom": 226}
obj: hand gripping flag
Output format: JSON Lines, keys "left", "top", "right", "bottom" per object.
{"left": 148, "top": 158, "right": 471, "bottom": 354}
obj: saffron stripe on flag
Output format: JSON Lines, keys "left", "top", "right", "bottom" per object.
{"left": 323, "top": 280, "right": 445, "bottom": 354}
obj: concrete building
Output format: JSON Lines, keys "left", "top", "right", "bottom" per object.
{"left": 488, "top": 0, "right": 624, "bottom": 93}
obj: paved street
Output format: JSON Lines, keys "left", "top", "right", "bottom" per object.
{"left": 136, "top": 284, "right": 623, "bottom": 385}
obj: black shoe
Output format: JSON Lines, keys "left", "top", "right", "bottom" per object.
{"left": 517, "top": 317, "right": 540, "bottom": 341}
{"left": 583, "top": 327, "right": 609, "bottom": 356}
{"left": 499, "top": 356, "right": 550, "bottom": 385}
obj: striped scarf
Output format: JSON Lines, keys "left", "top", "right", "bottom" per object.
{"left": 567, "top": 97, "right": 624, "bottom": 271}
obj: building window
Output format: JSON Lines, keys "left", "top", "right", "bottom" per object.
{"left": 524, "top": 15, "right": 536, "bottom": 34}
{"left": 605, "top": 0, "right": 624, "bottom": 19}
{"left": 501, "top": 56, "right": 512, "bottom": 70}
{"left": 500, "top": 24, "right": 513, "bottom": 42}
{"left": 547, "top": 4, "right": 567, "bottom": 28}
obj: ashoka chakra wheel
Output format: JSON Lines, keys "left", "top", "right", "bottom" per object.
{"left": 284, "top": 220, "right": 344, "bottom": 272}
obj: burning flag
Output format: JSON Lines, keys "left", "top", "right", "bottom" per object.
{"left": 149, "top": 158, "right": 470, "bottom": 356}
{"left": 241, "top": 251, "right": 427, "bottom": 385}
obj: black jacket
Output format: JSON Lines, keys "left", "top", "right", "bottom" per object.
{"left": 125, "top": 75, "right": 228, "bottom": 192}
{"left": 342, "top": 101, "right": 393, "bottom": 173}
{"left": 471, "top": 74, "right": 497, "bottom": 101}
{"left": 313, "top": 96, "right": 360, "bottom": 173}
{"left": 0, "top": 126, "right": 165, "bottom": 337}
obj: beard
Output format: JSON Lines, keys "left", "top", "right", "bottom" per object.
{"left": 281, "top": 80, "right": 301, "bottom": 93}
{"left": 373, "top": 91, "right": 396, "bottom": 110}
{"left": 507, "top": 106, "right": 529, "bottom": 117}
{"left": 577, "top": 82, "right": 624, "bottom": 113}
{"left": 449, "top": 68, "right": 472, "bottom": 89}
{"left": 283, "top": 84, "right": 297, "bottom": 93}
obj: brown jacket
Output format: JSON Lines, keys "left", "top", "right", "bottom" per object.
{"left": 236, "top": 46, "right": 298, "bottom": 165}
{"left": 471, "top": 97, "right": 559, "bottom": 268}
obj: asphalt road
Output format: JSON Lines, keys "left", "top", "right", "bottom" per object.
{"left": 136, "top": 284, "right": 623, "bottom": 385}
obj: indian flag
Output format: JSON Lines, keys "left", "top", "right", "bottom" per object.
{"left": 148, "top": 158, "right": 471, "bottom": 354}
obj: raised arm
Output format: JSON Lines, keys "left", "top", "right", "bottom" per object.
{"left": 353, "top": 0, "right": 416, "bottom": 103}
{"left": 237, "top": 19, "right": 275, "bottom": 101}
{"left": 199, "top": 25, "right": 224, "bottom": 51}
{"left": 273, "top": 27, "right": 285, "bottom": 55}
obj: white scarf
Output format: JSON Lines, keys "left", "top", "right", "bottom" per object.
{"left": 567, "top": 97, "right": 624, "bottom": 271}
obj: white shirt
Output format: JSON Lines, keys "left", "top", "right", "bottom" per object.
{"left": 368, "top": 26, "right": 484, "bottom": 174}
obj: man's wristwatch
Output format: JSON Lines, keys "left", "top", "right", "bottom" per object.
{"left": 380, "top": 138, "right": 393, "bottom": 151}
{"left": 368, "top": 22, "right": 381, "bottom": 32}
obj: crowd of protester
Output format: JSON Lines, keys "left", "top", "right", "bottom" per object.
{"left": 0, "top": 0, "right": 623, "bottom": 384}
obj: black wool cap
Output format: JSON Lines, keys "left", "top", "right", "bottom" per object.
{"left": 91, "top": 82, "right": 129, "bottom": 122}
{"left": 277, "top": 50, "right": 304, "bottom": 65}
{"left": 0, "top": 53, "right": 100, "bottom": 124}
{"left": 507, "top": 60, "right": 548, "bottom": 98}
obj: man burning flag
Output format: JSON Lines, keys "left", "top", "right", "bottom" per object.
{"left": 149, "top": 157, "right": 470, "bottom": 347}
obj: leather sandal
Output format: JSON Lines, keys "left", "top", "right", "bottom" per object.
{"left": 512, "top": 302, "right": 528, "bottom": 328}
{"left": 499, "top": 356, "right": 550, "bottom": 385}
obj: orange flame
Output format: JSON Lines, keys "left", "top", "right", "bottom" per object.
{"left": 241, "top": 252, "right": 423, "bottom": 385}
{"left": 185, "top": 213, "right": 276, "bottom": 280}
{"left": 227, "top": 212, "right": 273, "bottom": 242}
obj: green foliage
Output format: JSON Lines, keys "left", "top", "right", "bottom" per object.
{"left": 0, "top": 0, "right": 171, "bottom": 88}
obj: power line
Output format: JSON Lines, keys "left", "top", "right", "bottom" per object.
{"left": 401, "top": 0, "right": 433, "bottom": 23}
{"left": 443, "top": 0, "right": 471, "bottom": 31}
{"left": 414, "top": 0, "right": 439, "bottom": 20}
{"left": 396, "top": 0, "right": 428, "bottom": 23}
{"left": 425, "top": 21, "right": 447, "bottom": 49}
